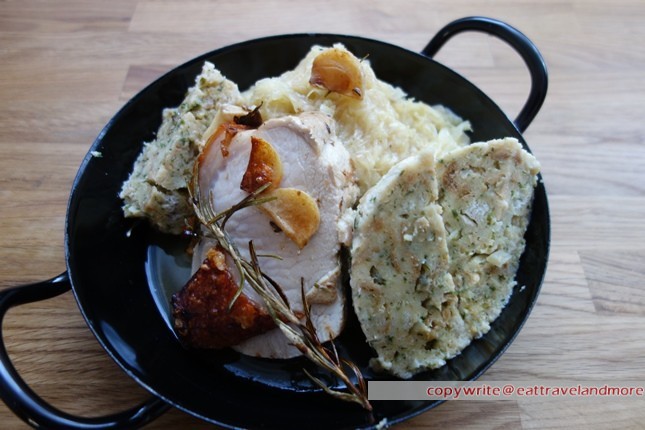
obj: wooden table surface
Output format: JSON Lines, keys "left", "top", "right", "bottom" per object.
{"left": 1, "top": 1, "right": 644, "bottom": 429}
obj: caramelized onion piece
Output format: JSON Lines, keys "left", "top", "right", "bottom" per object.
{"left": 309, "top": 48, "right": 363, "bottom": 99}
{"left": 240, "top": 136, "right": 283, "bottom": 193}
{"left": 260, "top": 188, "right": 320, "bottom": 249}
{"left": 234, "top": 104, "right": 264, "bottom": 128}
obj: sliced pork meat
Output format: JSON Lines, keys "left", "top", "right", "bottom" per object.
{"left": 173, "top": 112, "right": 358, "bottom": 358}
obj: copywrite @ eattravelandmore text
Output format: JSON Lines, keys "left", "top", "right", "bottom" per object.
{"left": 368, "top": 381, "right": 645, "bottom": 401}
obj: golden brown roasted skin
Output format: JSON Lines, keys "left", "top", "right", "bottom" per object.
{"left": 204, "top": 122, "right": 249, "bottom": 158}
{"left": 171, "top": 246, "right": 275, "bottom": 349}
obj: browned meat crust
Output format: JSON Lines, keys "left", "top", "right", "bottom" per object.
{"left": 172, "top": 246, "right": 275, "bottom": 348}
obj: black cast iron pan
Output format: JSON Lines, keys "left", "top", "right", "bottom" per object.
{"left": 0, "top": 17, "right": 549, "bottom": 429}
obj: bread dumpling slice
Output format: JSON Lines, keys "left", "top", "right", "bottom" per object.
{"left": 350, "top": 138, "right": 540, "bottom": 379}
{"left": 350, "top": 152, "right": 470, "bottom": 379}
{"left": 437, "top": 137, "right": 540, "bottom": 338}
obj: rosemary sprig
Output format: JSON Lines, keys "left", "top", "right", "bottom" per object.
{"left": 189, "top": 177, "right": 372, "bottom": 411}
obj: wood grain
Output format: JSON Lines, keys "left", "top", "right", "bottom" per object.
{"left": 2, "top": 0, "right": 645, "bottom": 429}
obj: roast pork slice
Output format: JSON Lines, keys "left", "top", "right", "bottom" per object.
{"left": 182, "top": 112, "right": 358, "bottom": 358}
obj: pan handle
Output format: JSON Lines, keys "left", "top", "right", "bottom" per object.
{"left": 0, "top": 272, "right": 169, "bottom": 429}
{"left": 421, "top": 16, "right": 548, "bottom": 133}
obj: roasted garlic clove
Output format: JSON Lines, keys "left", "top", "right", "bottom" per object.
{"left": 260, "top": 188, "right": 321, "bottom": 249}
{"left": 309, "top": 48, "right": 363, "bottom": 99}
{"left": 240, "top": 136, "right": 284, "bottom": 193}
